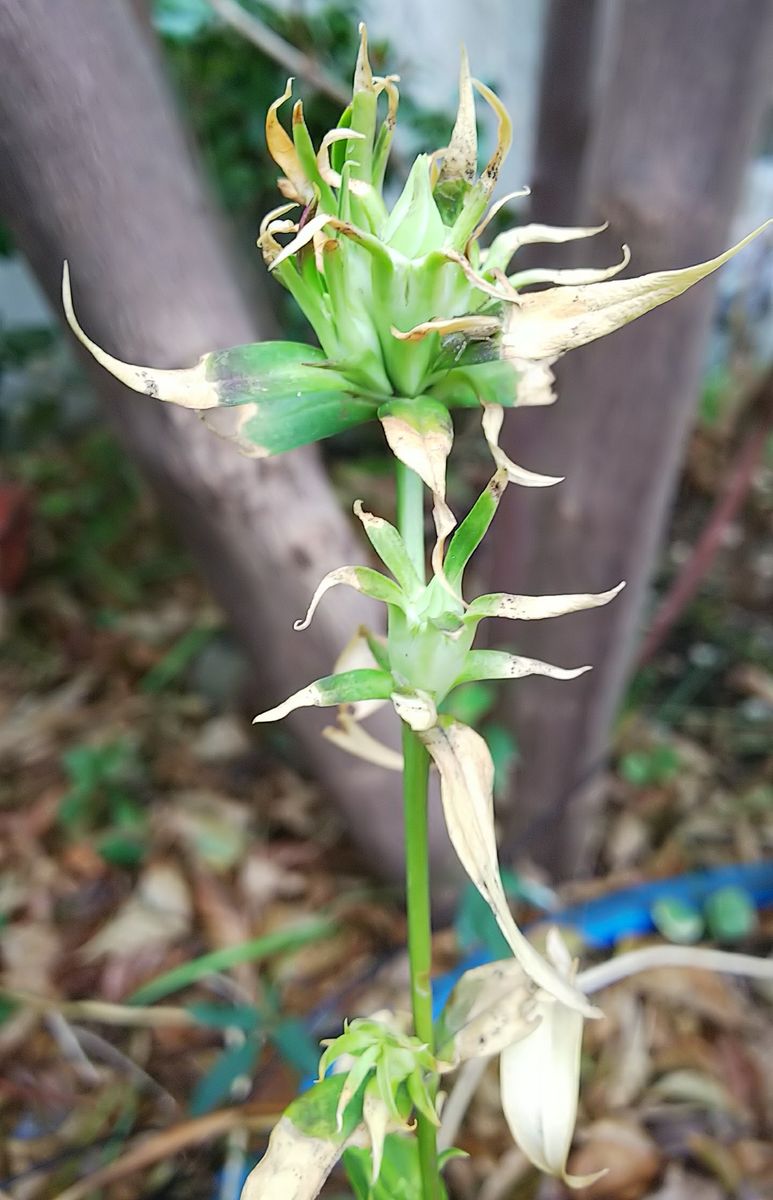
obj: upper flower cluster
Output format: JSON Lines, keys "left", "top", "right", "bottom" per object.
{"left": 61, "top": 22, "right": 768, "bottom": 526}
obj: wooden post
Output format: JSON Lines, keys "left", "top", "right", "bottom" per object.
{"left": 0, "top": 0, "right": 453, "bottom": 880}
{"left": 491, "top": 0, "right": 773, "bottom": 873}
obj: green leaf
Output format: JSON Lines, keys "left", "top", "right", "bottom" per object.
{"left": 294, "top": 567, "right": 407, "bottom": 631}
{"left": 289, "top": 1074, "right": 366, "bottom": 1142}
{"left": 253, "top": 669, "right": 395, "bottom": 724}
{"left": 453, "top": 649, "right": 590, "bottom": 686}
{"left": 128, "top": 917, "right": 336, "bottom": 1005}
{"left": 441, "top": 681, "right": 497, "bottom": 726}
{"left": 619, "top": 744, "right": 680, "bottom": 787}
{"left": 354, "top": 503, "right": 423, "bottom": 597}
{"left": 343, "top": 1133, "right": 451, "bottom": 1200}
{"left": 189, "top": 1033, "right": 262, "bottom": 1116}
{"left": 381, "top": 156, "right": 447, "bottom": 259}
{"left": 62, "top": 274, "right": 386, "bottom": 453}
{"left": 97, "top": 828, "right": 146, "bottom": 868}
{"left": 206, "top": 383, "right": 382, "bottom": 457}
{"left": 270, "top": 1017, "right": 322, "bottom": 1077}
{"left": 428, "top": 360, "right": 520, "bottom": 409}
{"left": 141, "top": 624, "right": 215, "bottom": 693}
{"left": 186, "top": 1003, "right": 261, "bottom": 1032}
{"left": 442, "top": 470, "right": 507, "bottom": 589}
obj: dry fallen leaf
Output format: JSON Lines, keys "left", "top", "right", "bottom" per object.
{"left": 568, "top": 1118, "right": 662, "bottom": 1199}
{"left": 644, "top": 1163, "right": 723, "bottom": 1200}
{"left": 635, "top": 966, "right": 747, "bottom": 1028}
{"left": 80, "top": 861, "right": 192, "bottom": 962}
{"left": 1, "top": 920, "right": 60, "bottom": 993}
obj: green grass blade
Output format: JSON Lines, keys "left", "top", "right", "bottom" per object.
{"left": 128, "top": 916, "right": 336, "bottom": 1006}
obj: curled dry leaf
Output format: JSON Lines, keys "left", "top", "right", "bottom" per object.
{"left": 481, "top": 401, "right": 564, "bottom": 487}
{"left": 500, "top": 932, "right": 604, "bottom": 1189}
{"left": 502, "top": 222, "right": 772, "bottom": 362}
{"left": 421, "top": 719, "right": 598, "bottom": 1018}
{"left": 566, "top": 1118, "right": 661, "bottom": 1200}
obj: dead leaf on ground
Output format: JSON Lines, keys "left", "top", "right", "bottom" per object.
{"left": 568, "top": 1117, "right": 661, "bottom": 1199}
{"left": 79, "top": 861, "right": 192, "bottom": 963}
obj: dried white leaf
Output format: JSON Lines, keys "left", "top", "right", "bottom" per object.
{"left": 240, "top": 1115, "right": 350, "bottom": 1200}
{"left": 421, "top": 720, "right": 598, "bottom": 1018}
{"left": 500, "top": 931, "right": 606, "bottom": 1189}
{"left": 467, "top": 582, "right": 625, "bottom": 623}
{"left": 482, "top": 402, "right": 563, "bottom": 487}
{"left": 503, "top": 221, "right": 772, "bottom": 361}
{"left": 391, "top": 689, "right": 437, "bottom": 732}
{"left": 322, "top": 711, "right": 403, "bottom": 771}
{"left": 62, "top": 265, "right": 218, "bottom": 409}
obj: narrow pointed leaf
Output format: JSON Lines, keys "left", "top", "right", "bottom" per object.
{"left": 335, "top": 1046, "right": 380, "bottom": 1131}
{"left": 443, "top": 469, "right": 508, "bottom": 589}
{"left": 508, "top": 243, "right": 631, "bottom": 289}
{"left": 253, "top": 669, "right": 394, "bottom": 724}
{"left": 465, "top": 582, "right": 625, "bottom": 625}
{"left": 64, "top": 269, "right": 384, "bottom": 452}
{"left": 391, "top": 315, "right": 499, "bottom": 344}
{"left": 405, "top": 1070, "right": 440, "bottom": 1127}
{"left": 371, "top": 74, "right": 400, "bottom": 190}
{"left": 353, "top": 501, "right": 424, "bottom": 596}
{"left": 382, "top": 155, "right": 446, "bottom": 258}
{"left": 378, "top": 396, "right": 457, "bottom": 583}
{"left": 294, "top": 567, "right": 406, "bottom": 631}
{"left": 265, "top": 79, "right": 313, "bottom": 205}
{"left": 421, "top": 719, "right": 598, "bottom": 1018}
{"left": 323, "top": 712, "right": 403, "bottom": 771}
{"left": 482, "top": 402, "right": 563, "bottom": 487}
{"left": 473, "top": 78, "right": 512, "bottom": 194}
{"left": 503, "top": 221, "right": 772, "bottom": 361}
{"left": 483, "top": 222, "right": 608, "bottom": 275}
{"left": 469, "top": 187, "right": 532, "bottom": 246}
{"left": 363, "top": 1091, "right": 392, "bottom": 1182}
{"left": 437, "top": 47, "right": 477, "bottom": 184}
{"left": 453, "top": 650, "right": 591, "bottom": 686}
{"left": 291, "top": 99, "right": 336, "bottom": 210}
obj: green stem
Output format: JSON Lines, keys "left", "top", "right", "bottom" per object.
{"left": 396, "top": 460, "right": 439, "bottom": 1199}
{"left": 402, "top": 726, "right": 439, "bottom": 1198}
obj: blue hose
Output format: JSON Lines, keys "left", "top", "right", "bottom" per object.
{"left": 432, "top": 859, "right": 773, "bottom": 1018}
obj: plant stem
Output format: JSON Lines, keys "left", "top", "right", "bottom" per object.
{"left": 396, "top": 460, "right": 439, "bottom": 1198}
{"left": 402, "top": 727, "right": 439, "bottom": 1197}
